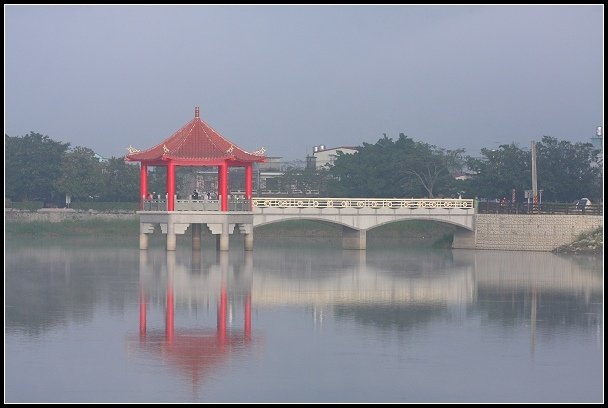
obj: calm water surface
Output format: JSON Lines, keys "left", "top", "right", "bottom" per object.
{"left": 5, "top": 238, "right": 603, "bottom": 403}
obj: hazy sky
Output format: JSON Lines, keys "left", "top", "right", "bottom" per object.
{"left": 5, "top": 5, "right": 603, "bottom": 160}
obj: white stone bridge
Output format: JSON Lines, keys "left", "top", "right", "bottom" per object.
{"left": 252, "top": 197, "right": 475, "bottom": 249}
{"left": 138, "top": 197, "right": 475, "bottom": 251}
{"left": 138, "top": 197, "right": 601, "bottom": 252}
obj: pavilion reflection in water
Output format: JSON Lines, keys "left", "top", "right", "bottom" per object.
{"left": 130, "top": 250, "right": 254, "bottom": 388}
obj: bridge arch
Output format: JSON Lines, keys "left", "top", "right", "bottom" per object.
{"left": 253, "top": 212, "right": 474, "bottom": 232}
{"left": 367, "top": 217, "right": 474, "bottom": 232}
{"left": 254, "top": 216, "right": 356, "bottom": 230}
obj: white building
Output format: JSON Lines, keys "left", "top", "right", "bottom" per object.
{"left": 308, "top": 145, "right": 358, "bottom": 169}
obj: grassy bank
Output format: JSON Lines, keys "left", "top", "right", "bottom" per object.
{"left": 6, "top": 201, "right": 137, "bottom": 211}
{"left": 6, "top": 218, "right": 456, "bottom": 248}
{"left": 553, "top": 227, "right": 603, "bottom": 255}
{"left": 5, "top": 219, "right": 140, "bottom": 238}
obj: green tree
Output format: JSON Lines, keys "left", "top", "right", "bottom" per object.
{"left": 283, "top": 167, "right": 328, "bottom": 194}
{"left": 465, "top": 137, "right": 602, "bottom": 203}
{"left": 101, "top": 157, "right": 139, "bottom": 201}
{"left": 328, "top": 133, "right": 464, "bottom": 198}
{"left": 175, "top": 166, "right": 199, "bottom": 198}
{"left": 328, "top": 136, "right": 406, "bottom": 197}
{"left": 399, "top": 143, "right": 464, "bottom": 198}
{"left": 536, "top": 136, "right": 602, "bottom": 202}
{"left": 465, "top": 143, "right": 531, "bottom": 200}
{"left": 55, "top": 147, "right": 103, "bottom": 201}
{"left": 266, "top": 167, "right": 328, "bottom": 194}
{"left": 147, "top": 166, "right": 167, "bottom": 197}
{"left": 5, "top": 132, "right": 70, "bottom": 202}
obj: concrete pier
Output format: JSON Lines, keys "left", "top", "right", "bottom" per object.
{"left": 216, "top": 232, "right": 230, "bottom": 251}
{"left": 139, "top": 233, "right": 149, "bottom": 250}
{"left": 342, "top": 227, "right": 366, "bottom": 250}
{"left": 138, "top": 211, "right": 253, "bottom": 252}
{"left": 191, "top": 223, "right": 201, "bottom": 251}
{"left": 166, "top": 222, "right": 176, "bottom": 251}
{"left": 244, "top": 233, "right": 254, "bottom": 251}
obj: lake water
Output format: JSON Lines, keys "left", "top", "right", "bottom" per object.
{"left": 5, "top": 239, "right": 603, "bottom": 403}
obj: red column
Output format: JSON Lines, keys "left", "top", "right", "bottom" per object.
{"left": 139, "top": 288, "right": 146, "bottom": 338}
{"left": 140, "top": 164, "right": 148, "bottom": 210}
{"left": 220, "top": 163, "right": 229, "bottom": 211}
{"left": 166, "top": 282, "right": 174, "bottom": 344}
{"left": 217, "top": 285, "right": 227, "bottom": 343}
{"left": 167, "top": 162, "right": 175, "bottom": 211}
{"left": 217, "top": 165, "right": 223, "bottom": 206}
{"left": 244, "top": 294, "right": 251, "bottom": 340}
{"left": 245, "top": 164, "right": 253, "bottom": 210}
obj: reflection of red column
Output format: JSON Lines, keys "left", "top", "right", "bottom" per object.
{"left": 166, "top": 283, "right": 174, "bottom": 344}
{"left": 140, "top": 164, "right": 148, "bottom": 210}
{"left": 245, "top": 164, "right": 253, "bottom": 210}
{"left": 167, "top": 162, "right": 175, "bottom": 211}
{"left": 244, "top": 294, "right": 251, "bottom": 340}
{"left": 218, "top": 285, "right": 227, "bottom": 342}
{"left": 139, "top": 289, "right": 146, "bottom": 338}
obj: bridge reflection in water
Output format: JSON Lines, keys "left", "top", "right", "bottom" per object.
{"left": 129, "top": 247, "right": 602, "bottom": 389}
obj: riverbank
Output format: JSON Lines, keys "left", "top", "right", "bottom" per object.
{"left": 553, "top": 227, "right": 603, "bottom": 255}
{"left": 5, "top": 219, "right": 140, "bottom": 238}
{"left": 5, "top": 218, "right": 455, "bottom": 248}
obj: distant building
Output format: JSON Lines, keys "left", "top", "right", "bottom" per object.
{"left": 256, "top": 156, "right": 284, "bottom": 193}
{"left": 307, "top": 145, "right": 358, "bottom": 169}
{"left": 94, "top": 153, "right": 109, "bottom": 163}
{"left": 257, "top": 156, "right": 283, "bottom": 172}
{"left": 450, "top": 171, "right": 471, "bottom": 181}
{"left": 591, "top": 126, "right": 602, "bottom": 151}
{"left": 590, "top": 126, "right": 603, "bottom": 173}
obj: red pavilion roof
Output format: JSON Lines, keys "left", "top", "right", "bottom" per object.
{"left": 126, "top": 107, "right": 266, "bottom": 164}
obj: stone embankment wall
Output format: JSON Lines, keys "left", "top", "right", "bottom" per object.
{"left": 473, "top": 214, "right": 603, "bottom": 251}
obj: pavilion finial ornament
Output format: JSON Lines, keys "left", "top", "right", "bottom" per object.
{"left": 226, "top": 145, "right": 234, "bottom": 154}
{"left": 127, "top": 145, "right": 140, "bottom": 154}
{"left": 252, "top": 147, "right": 266, "bottom": 156}
{"left": 163, "top": 144, "right": 170, "bottom": 153}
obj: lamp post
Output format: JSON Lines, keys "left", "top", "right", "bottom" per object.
{"left": 531, "top": 141, "right": 538, "bottom": 213}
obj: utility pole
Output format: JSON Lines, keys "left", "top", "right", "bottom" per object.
{"left": 531, "top": 141, "right": 538, "bottom": 213}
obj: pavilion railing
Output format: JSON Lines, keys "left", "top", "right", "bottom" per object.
{"left": 141, "top": 198, "right": 252, "bottom": 211}
{"left": 175, "top": 199, "right": 220, "bottom": 211}
{"left": 227, "top": 199, "right": 252, "bottom": 211}
{"left": 143, "top": 199, "right": 167, "bottom": 211}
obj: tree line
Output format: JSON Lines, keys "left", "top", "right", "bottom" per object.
{"left": 5, "top": 131, "right": 602, "bottom": 206}
{"left": 271, "top": 133, "right": 602, "bottom": 203}
{"left": 6, "top": 132, "right": 139, "bottom": 204}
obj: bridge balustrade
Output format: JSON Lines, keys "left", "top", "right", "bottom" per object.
{"left": 251, "top": 197, "right": 474, "bottom": 210}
